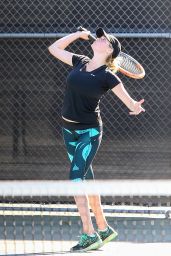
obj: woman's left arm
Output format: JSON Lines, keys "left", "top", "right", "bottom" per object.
{"left": 111, "top": 83, "right": 145, "bottom": 115}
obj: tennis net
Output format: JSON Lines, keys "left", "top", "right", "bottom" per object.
{"left": 0, "top": 180, "right": 171, "bottom": 255}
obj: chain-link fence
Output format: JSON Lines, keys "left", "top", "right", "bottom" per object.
{"left": 0, "top": 0, "right": 170, "bottom": 33}
{"left": 0, "top": 2, "right": 171, "bottom": 251}
{"left": 0, "top": 0, "right": 171, "bottom": 182}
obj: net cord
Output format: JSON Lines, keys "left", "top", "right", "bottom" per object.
{"left": 0, "top": 180, "right": 171, "bottom": 196}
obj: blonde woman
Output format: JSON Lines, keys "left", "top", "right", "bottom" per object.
{"left": 48, "top": 28, "right": 145, "bottom": 252}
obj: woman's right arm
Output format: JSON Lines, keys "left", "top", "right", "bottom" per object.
{"left": 48, "top": 31, "right": 90, "bottom": 66}
{"left": 48, "top": 32, "right": 80, "bottom": 66}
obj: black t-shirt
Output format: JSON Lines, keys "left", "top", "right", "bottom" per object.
{"left": 61, "top": 54, "right": 121, "bottom": 126}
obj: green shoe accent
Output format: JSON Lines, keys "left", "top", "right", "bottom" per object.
{"left": 70, "top": 232, "right": 103, "bottom": 252}
{"left": 98, "top": 226, "right": 118, "bottom": 247}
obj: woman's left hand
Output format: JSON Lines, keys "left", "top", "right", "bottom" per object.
{"left": 129, "top": 99, "right": 145, "bottom": 115}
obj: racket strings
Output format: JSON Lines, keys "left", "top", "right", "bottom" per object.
{"left": 118, "top": 56, "right": 142, "bottom": 74}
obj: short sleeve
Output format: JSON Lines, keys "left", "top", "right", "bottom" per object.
{"left": 72, "top": 54, "right": 88, "bottom": 68}
{"left": 105, "top": 70, "right": 122, "bottom": 90}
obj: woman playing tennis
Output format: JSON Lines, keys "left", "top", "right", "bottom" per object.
{"left": 48, "top": 27, "right": 145, "bottom": 252}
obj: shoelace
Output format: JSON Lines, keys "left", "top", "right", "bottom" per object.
{"left": 78, "top": 234, "right": 89, "bottom": 246}
{"left": 99, "top": 228, "right": 109, "bottom": 238}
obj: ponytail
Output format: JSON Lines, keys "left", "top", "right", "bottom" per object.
{"left": 105, "top": 54, "right": 119, "bottom": 74}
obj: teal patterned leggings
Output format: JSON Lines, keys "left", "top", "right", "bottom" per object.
{"left": 62, "top": 126, "right": 103, "bottom": 181}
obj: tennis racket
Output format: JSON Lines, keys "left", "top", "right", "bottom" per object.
{"left": 77, "top": 26, "right": 145, "bottom": 79}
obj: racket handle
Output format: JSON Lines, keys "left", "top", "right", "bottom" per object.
{"left": 77, "top": 26, "right": 96, "bottom": 41}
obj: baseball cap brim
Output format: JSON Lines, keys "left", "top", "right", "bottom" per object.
{"left": 96, "top": 27, "right": 110, "bottom": 42}
{"left": 95, "top": 27, "right": 121, "bottom": 58}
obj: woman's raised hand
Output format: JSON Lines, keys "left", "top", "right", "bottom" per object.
{"left": 129, "top": 99, "right": 145, "bottom": 115}
{"left": 77, "top": 30, "right": 91, "bottom": 40}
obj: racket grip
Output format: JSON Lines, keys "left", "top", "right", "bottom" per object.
{"left": 77, "top": 26, "right": 96, "bottom": 41}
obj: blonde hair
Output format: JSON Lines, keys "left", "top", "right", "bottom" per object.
{"left": 105, "top": 54, "right": 119, "bottom": 74}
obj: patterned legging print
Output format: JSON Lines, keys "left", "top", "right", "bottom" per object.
{"left": 62, "top": 126, "right": 103, "bottom": 181}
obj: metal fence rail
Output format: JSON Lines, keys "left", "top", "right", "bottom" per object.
{"left": 0, "top": 33, "right": 171, "bottom": 38}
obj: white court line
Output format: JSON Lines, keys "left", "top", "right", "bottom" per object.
{"left": 0, "top": 241, "right": 171, "bottom": 256}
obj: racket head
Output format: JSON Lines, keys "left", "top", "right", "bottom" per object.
{"left": 116, "top": 52, "right": 145, "bottom": 79}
